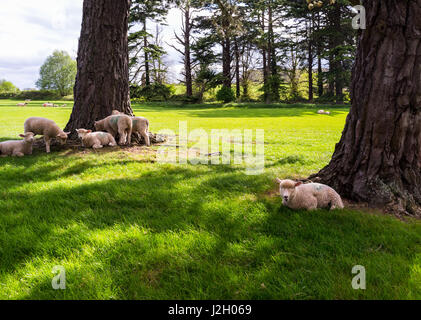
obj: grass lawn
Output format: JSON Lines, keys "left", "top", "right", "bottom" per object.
{"left": 0, "top": 99, "right": 420, "bottom": 300}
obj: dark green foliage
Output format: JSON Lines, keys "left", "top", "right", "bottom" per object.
{"left": 0, "top": 90, "right": 64, "bottom": 101}
{"left": 131, "top": 83, "right": 174, "bottom": 101}
{"left": 216, "top": 86, "right": 236, "bottom": 103}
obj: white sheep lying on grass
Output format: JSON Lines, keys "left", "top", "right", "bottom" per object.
{"left": 112, "top": 110, "right": 150, "bottom": 146}
{"left": 94, "top": 114, "right": 133, "bottom": 145}
{"left": 24, "top": 117, "right": 70, "bottom": 153}
{"left": 276, "top": 178, "right": 344, "bottom": 211}
{"left": 318, "top": 110, "right": 331, "bottom": 115}
{"left": 0, "top": 132, "right": 35, "bottom": 157}
{"left": 76, "top": 129, "right": 117, "bottom": 149}
{"left": 16, "top": 103, "right": 27, "bottom": 106}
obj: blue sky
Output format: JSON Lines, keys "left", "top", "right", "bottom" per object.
{"left": 0, "top": 1, "right": 183, "bottom": 89}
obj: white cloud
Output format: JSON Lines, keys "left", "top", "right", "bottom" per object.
{"left": 0, "top": 0, "right": 83, "bottom": 89}
{"left": 0, "top": 1, "right": 186, "bottom": 89}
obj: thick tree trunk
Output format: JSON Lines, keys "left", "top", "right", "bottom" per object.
{"left": 260, "top": 9, "right": 270, "bottom": 104}
{"left": 184, "top": 5, "right": 193, "bottom": 97}
{"left": 317, "top": 46, "right": 323, "bottom": 97}
{"left": 308, "top": 17, "right": 313, "bottom": 103}
{"left": 234, "top": 38, "right": 241, "bottom": 99}
{"left": 143, "top": 19, "right": 150, "bottom": 86}
{"left": 268, "top": 2, "right": 279, "bottom": 102}
{"left": 316, "top": 13, "right": 323, "bottom": 98}
{"left": 333, "top": 4, "right": 343, "bottom": 104}
{"left": 222, "top": 37, "right": 232, "bottom": 89}
{"left": 65, "top": 0, "right": 132, "bottom": 135}
{"left": 312, "top": 0, "right": 421, "bottom": 216}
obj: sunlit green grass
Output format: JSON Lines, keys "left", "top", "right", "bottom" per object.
{"left": 0, "top": 99, "right": 420, "bottom": 300}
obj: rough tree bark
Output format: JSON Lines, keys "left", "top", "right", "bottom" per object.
{"left": 143, "top": 18, "right": 151, "bottom": 86}
{"left": 332, "top": 3, "right": 343, "bottom": 104}
{"left": 261, "top": 10, "right": 269, "bottom": 104}
{"left": 222, "top": 37, "right": 232, "bottom": 89}
{"left": 184, "top": 4, "right": 193, "bottom": 97}
{"left": 65, "top": 0, "right": 132, "bottom": 135}
{"left": 313, "top": 0, "right": 421, "bottom": 216}
{"left": 316, "top": 12, "right": 323, "bottom": 97}
{"left": 234, "top": 38, "right": 241, "bottom": 99}
{"left": 307, "top": 16, "right": 314, "bottom": 103}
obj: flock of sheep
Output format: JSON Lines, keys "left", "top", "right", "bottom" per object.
{"left": 0, "top": 110, "right": 150, "bottom": 156}
{"left": 0, "top": 107, "right": 344, "bottom": 211}
{"left": 16, "top": 101, "right": 67, "bottom": 107}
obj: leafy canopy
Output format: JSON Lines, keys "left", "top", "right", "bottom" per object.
{"left": 0, "top": 79, "right": 19, "bottom": 93}
{"left": 36, "top": 50, "right": 76, "bottom": 96}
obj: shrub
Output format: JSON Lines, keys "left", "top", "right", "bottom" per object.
{"left": 130, "top": 83, "right": 174, "bottom": 101}
{"left": 170, "top": 94, "right": 201, "bottom": 104}
{"left": 16, "top": 90, "right": 62, "bottom": 101}
{"left": 216, "top": 86, "right": 236, "bottom": 103}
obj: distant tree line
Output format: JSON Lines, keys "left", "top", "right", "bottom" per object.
{"left": 128, "top": 0, "right": 357, "bottom": 104}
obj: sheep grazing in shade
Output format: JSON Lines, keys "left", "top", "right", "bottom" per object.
{"left": 76, "top": 129, "right": 117, "bottom": 149}
{"left": 16, "top": 103, "right": 27, "bottom": 107}
{"left": 317, "top": 110, "right": 331, "bottom": 115}
{"left": 94, "top": 114, "right": 133, "bottom": 145}
{"left": 112, "top": 110, "right": 150, "bottom": 146}
{"left": 0, "top": 132, "right": 35, "bottom": 157}
{"left": 24, "top": 117, "right": 70, "bottom": 153}
{"left": 276, "top": 178, "right": 344, "bottom": 211}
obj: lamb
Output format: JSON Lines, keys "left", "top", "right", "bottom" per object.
{"left": 94, "top": 114, "right": 132, "bottom": 145}
{"left": 24, "top": 117, "right": 70, "bottom": 153}
{"left": 16, "top": 103, "right": 27, "bottom": 107}
{"left": 276, "top": 178, "right": 344, "bottom": 211}
{"left": 317, "top": 110, "right": 331, "bottom": 115}
{"left": 76, "top": 129, "right": 117, "bottom": 149}
{"left": 0, "top": 132, "right": 35, "bottom": 157}
{"left": 112, "top": 110, "right": 150, "bottom": 146}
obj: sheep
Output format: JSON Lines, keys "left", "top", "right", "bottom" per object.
{"left": 43, "top": 103, "right": 54, "bottom": 107}
{"left": 24, "top": 117, "right": 70, "bottom": 153}
{"left": 0, "top": 132, "right": 35, "bottom": 157}
{"left": 94, "top": 114, "right": 132, "bottom": 145}
{"left": 25, "top": 99, "right": 32, "bottom": 102}
{"left": 317, "top": 110, "right": 331, "bottom": 115}
{"left": 76, "top": 129, "right": 117, "bottom": 149}
{"left": 16, "top": 103, "right": 27, "bottom": 107}
{"left": 112, "top": 110, "right": 150, "bottom": 146}
{"left": 276, "top": 178, "right": 344, "bottom": 211}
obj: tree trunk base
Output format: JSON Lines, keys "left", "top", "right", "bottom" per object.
{"left": 309, "top": 168, "right": 421, "bottom": 218}
{"left": 33, "top": 133, "right": 167, "bottom": 152}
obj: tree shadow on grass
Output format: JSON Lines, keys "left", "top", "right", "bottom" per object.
{"left": 0, "top": 162, "right": 420, "bottom": 299}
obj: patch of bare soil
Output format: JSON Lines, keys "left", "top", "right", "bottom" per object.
{"left": 33, "top": 133, "right": 167, "bottom": 158}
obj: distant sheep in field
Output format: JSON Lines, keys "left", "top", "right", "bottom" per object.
{"left": 16, "top": 103, "right": 28, "bottom": 107}
{"left": 25, "top": 99, "right": 32, "bottom": 102}
{"left": 94, "top": 114, "right": 132, "bottom": 145}
{"left": 24, "top": 117, "right": 70, "bottom": 153}
{"left": 76, "top": 129, "right": 117, "bottom": 149}
{"left": 43, "top": 102, "right": 54, "bottom": 107}
{"left": 112, "top": 110, "right": 150, "bottom": 146}
{"left": 276, "top": 178, "right": 344, "bottom": 211}
{"left": 318, "top": 110, "right": 331, "bottom": 115}
{"left": 0, "top": 132, "right": 35, "bottom": 157}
